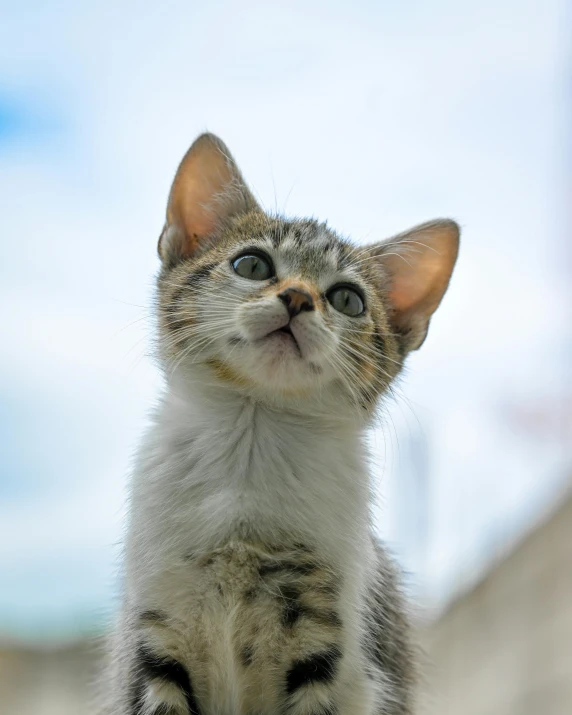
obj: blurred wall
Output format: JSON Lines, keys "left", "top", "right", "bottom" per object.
{"left": 418, "top": 489, "right": 572, "bottom": 715}
{"left": 2, "top": 491, "right": 571, "bottom": 714}
{"left": 0, "top": 639, "right": 102, "bottom": 715}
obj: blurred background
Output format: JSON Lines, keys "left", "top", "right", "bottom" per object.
{"left": 1, "top": 1, "right": 570, "bottom": 713}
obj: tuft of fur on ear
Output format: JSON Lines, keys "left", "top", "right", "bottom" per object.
{"left": 370, "top": 219, "right": 460, "bottom": 353}
{"left": 158, "top": 133, "right": 260, "bottom": 264}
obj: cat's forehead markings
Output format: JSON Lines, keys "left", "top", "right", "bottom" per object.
{"left": 270, "top": 223, "right": 348, "bottom": 272}
{"left": 276, "top": 246, "right": 340, "bottom": 282}
{"left": 233, "top": 215, "right": 355, "bottom": 277}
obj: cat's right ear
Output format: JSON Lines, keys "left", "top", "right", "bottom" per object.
{"left": 158, "top": 133, "right": 259, "bottom": 264}
{"left": 368, "top": 219, "right": 460, "bottom": 353}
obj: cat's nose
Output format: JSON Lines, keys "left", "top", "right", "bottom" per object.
{"left": 278, "top": 287, "right": 315, "bottom": 318}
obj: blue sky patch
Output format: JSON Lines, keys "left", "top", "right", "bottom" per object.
{"left": 0, "top": 91, "right": 67, "bottom": 149}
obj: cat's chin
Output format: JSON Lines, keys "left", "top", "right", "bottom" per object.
{"left": 259, "top": 328, "right": 302, "bottom": 357}
{"left": 218, "top": 335, "right": 329, "bottom": 394}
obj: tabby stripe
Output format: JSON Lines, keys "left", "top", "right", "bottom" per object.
{"left": 282, "top": 602, "right": 342, "bottom": 630}
{"left": 138, "top": 610, "right": 167, "bottom": 625}
{"left": 276, "top": 583, "right": 341, "bottom": 630}
{"left": 187, "top": 262, "right": 218, "bottom": 285}
{"left": 286, "top": 646, "right": 342, "bottom": 693}
{"left": 259, "top": 560, "right": 317, "bottom": 577}
{"left": 272, "top": 226, "right": 286, "bottom": 246}
{"left": 281, "top": 586, "right": 304, "bottom": 627}
{"left": 372, "top": 331, "right": 385, "bottom": 356}
{"left": 165, "top": 287, "right": 188, "bottom": 333}
{"left": 240, "top": 644, "right": 255, "bottom": 667}
{"left": 136, "top": 646, "right": 202, "bottom": 715}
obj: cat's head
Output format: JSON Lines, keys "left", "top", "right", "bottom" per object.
{"left": 156, "top": 133, "right": 459, "bottom": 416}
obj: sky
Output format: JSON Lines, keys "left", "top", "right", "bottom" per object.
{"left": 0, "top": 0, "right": 570, "bottom": 640}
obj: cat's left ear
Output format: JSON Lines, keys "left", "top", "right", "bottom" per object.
{"left": 158, "top": 133, "right": 260, "bottom": 264}
{"left": 369, "top": 219, "right": 460, "bottom": 353}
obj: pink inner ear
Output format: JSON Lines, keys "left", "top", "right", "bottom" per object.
{"left": 160, "top": 133, "right": 258, "bottom": 262}
{"left": 167, "top": 143, "right": 235, "bottom": 252}
{"left": 389, "top": 254, "right": 449, "bottom": 317}
{"left": 174, "top": 177, "right": 224, "bottom": 251}
{"left": 390, "top": 273, "right": 425, "bottom": 313}
{"left": 377, "top": 220, "right": 459, "bottom": 328}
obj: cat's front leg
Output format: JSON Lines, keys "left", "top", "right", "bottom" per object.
{"left": 130, "top": 647, "right": 200, "bottom": 715}
{"left": 280, "top": 657, "right": 378, "bottom": 715}
{"left": 116, "top": 613, "right": 379, "bottom": 715}
{"left": 122, "top": 610, "right": 202, "bottom": 715}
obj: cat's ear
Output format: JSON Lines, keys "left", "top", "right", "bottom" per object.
{"left": 158, "top": 133, "right": 259, "bottom": 263}
{"left": 369, "top": 219, "right": 460, "bottom": 352}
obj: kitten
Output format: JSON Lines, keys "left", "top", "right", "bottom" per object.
{"left": 100, "top": 133, "right": 459, "bottom": 715}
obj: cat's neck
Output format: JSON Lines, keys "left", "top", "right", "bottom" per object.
{"left": 172, "top": 366, "right": 360, "bottom": 420}
{"left": 157, "top": 368, "right": 367, "bottom": 462}
{"left": 131, "top": 367, "right": 373, "bottom": 563}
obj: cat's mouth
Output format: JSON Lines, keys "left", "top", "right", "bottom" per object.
{"left": 276, "top": 324, "right": 293, "bottom": 337}
{"left": 267, "top": 323, "right": 301, "bottom": 355}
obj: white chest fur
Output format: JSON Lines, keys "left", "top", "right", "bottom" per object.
{"left": 126, "top": 378, "right": 375, "bottom": 599}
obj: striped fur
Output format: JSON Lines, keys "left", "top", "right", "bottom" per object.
{"left": 98, "top": 134, "right": 459, "bottom": 715}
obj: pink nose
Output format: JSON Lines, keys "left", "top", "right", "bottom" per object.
{"left": 278, "top": 287, "right": 315, "bottom": 317}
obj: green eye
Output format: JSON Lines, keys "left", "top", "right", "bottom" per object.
{"left": 327, "top": 285, "right": 365, "bottom": 317}
{"left": 232, "top": 252, "right": 274, "bottom": 281}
